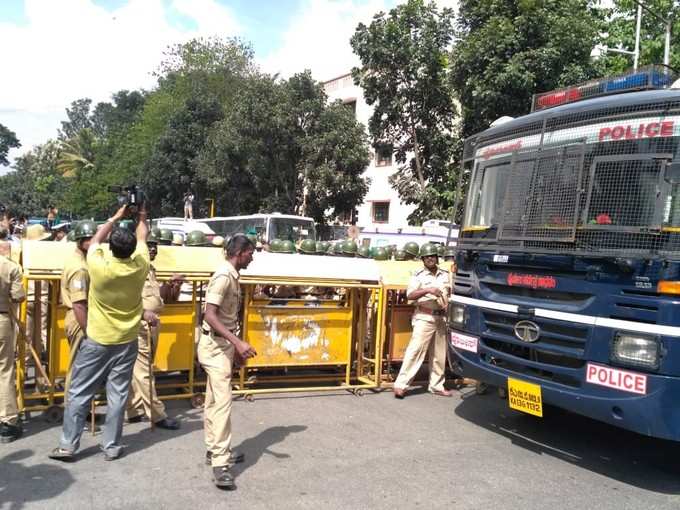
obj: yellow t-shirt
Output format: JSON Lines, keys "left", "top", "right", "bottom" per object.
{"left": 86, "top": 241, "right": 150, "bottom": 345}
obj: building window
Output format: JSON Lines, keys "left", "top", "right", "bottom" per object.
{"left": 372, "top": 202, "right": 390, "bottom": 223}
{"left": 375, "top": 145, "right": 393, "bottom": 167}
{"left": 344, "top": 100, "right": 357, "bottom": 116}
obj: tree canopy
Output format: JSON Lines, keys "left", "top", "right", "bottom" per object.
{"left": 0, "top": 123, "right": 20, "bottom": 167}
{"left": 351, "top": 0, "right": 457, "bottom": 223}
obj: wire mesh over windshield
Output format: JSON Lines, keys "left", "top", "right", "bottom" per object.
{"left": 459, "top": 88, "right": 680, "bottom": 257}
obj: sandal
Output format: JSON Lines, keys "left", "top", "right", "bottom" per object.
{"left": 48, "top": 447, "right": 75, "bottom": 461}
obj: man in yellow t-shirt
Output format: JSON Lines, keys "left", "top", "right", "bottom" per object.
{"left": 50, "top": 204, "right": 153, "bottom": 462}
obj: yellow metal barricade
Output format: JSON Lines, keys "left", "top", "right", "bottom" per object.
{"left": 204, "top": 252, "right": 387, "bottom": 397}
{"left": 18, "top": 241, "right": 219, "bottom": 417}
{"left": 18, "top": 241, "right": 73, "bottom": 418}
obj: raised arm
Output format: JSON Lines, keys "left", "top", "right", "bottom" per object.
{"left": 93, "top": 205, "right": 128, "bottom": 245}
{"left": 136, "top": 203, "right": 149, "bottom": 244}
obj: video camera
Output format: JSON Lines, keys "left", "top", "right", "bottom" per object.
{"left": 108, "top": 185, "right": 145, "bottom": 213}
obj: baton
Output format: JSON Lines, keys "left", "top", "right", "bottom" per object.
{"left": 148, "top": 326, "right": 154, "bottom": 431}
{"left": 8, "top": 305, "right": 52, "bottom": 389}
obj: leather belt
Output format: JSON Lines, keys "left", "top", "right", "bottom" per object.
{"left": 416, "top": 306, "right": 445, "bottom": 317}
{"left": 202, "top": 327, "right": 235, "bottom": 337}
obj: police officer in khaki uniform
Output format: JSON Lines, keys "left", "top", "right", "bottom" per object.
{"left": 127, "top": 231, "right": 182, "bottom": 429}
{"left": 393, "top": 243, "right": 453, "bottom": 399}
{"left": 0, "top": 239, "right": 26, "bottom": 443}
{"left": 61, "top": 221, "right": 96, "bottom": 355}
{"left": 199, "top": 234, "right": 256, "bottom": 489}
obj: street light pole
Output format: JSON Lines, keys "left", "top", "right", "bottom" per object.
{"left": 634, "top": 4, "right": 642, "bottom": 70}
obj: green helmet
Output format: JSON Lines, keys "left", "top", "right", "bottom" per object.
{"left": 436, "top": 244, "right": 446, "bottom": 257}
{"left": 320, "top": 241, "right": 331, "bottom": 253}
{"left": 280, "top": 240, "right": 295, "bottom": 254}
{"left": 342, "top": 240, "right": 358, "bottom": 256}
{"left": 66, "top": 229, "right": 76, "bottom": 242}
{"left": 269, "top": 239, "right": 283, "bottom": 253}
{"left": 159, "top": 229, "right": 173, "bottom": 245}
{"left": 444, "top": 246, "right": 456, "bottom": 260}
{"left": 374, "top": 247, "right": 389, "bottom": 261}
{"left": 394, "top": 249, "right": 408, "bottom": 261}
{"left": 186, "top": 230, "right": 208, "bottom": 247}
{"left": 419, "top": 243, "right": 438, "bottom": 258}
{"left": 299, "top": 239, "right": 317, "bottom": 254}
{"left": 386, "top": 245, "right": 396, "bottom": 258}
{"left": 73, "top": 220, "right": 97, "bottom": 241}
{"left": 147, "top": 230, "right": 161, "bottom": 244}
{"left": 329, "top": 242, "right": 341, "bottom": 256}
{"left": 315, "top": 241, "right": 324, "bottom": 253}
{"left": 403, "top": 242, "right": 420, "bottom": 259}
{"left": 357, "top": 246, "right": 370, "bottom": 258}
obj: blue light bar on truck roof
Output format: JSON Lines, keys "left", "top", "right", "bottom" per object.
{"left": 531, "top": 65, "right": 675, "bottom": 112}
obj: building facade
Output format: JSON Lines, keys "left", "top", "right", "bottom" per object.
{"left": 323, "top": 73, "right": 416, "bottom": 229}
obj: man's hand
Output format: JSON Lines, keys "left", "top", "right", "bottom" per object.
{"left": 428, "top": 287, "right": 443, "bottom": 297}
{"left": 234, "top": 340, "right": 257, "bottom": 359}
{"left": 111, "top": 204, "right": 128, "bottom": 222}
{"left": 142, "top": 310, "right": 159, "bottom": 327}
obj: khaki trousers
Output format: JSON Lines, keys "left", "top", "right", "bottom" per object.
{"left": 197, "top": 333, "right": 234, "bottom": 468}
{"left": 0, "top": 314, "right": 18, "bottom": 425}
{"left": 394, "top": 316, "right": 447, "bottom": 393}
{"left": 127, "top": 324, "right": 167, "bottom": 422}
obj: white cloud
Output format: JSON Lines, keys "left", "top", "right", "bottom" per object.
{"left": 259, "top": 0, "right": 458, "bottom": 82}
{"left": 0, "top": 0, "right": 240, "bottom": 163}
{"left": 259, "top": 0, "right": 391, "bottom": 82}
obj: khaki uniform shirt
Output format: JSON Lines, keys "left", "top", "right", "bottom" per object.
{"left": 61, "top": 250, "right": 89, "bottom": 309}
{"left": 407, "top": 266, "right": 450, "bottom": 323}
{"left": 0, "top": 254, "right": 25, "bottom": 311}
{"left": 202, "top": 261, "right": 240, "bottom": 333}
{"left": 60, "top": 250, "right": 89, "bottom": 341}
{"left": 142, "top": 265, "right": 164, "bottom": 314}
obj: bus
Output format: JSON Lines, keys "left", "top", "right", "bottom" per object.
{"left": 449, "top": 66, "right": 680, "bottom": 440}
{"left": 196, "top": 213, "right": 316, "bottom": 244}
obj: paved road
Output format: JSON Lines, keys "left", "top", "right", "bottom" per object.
{"left": 2, "top": 386, "right": 680, "bottom": 510}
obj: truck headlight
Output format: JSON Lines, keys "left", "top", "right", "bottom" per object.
{"left": 611, "top": 332, "right": 661, "bottom": 370}
{"left": 448, "top": 303, "right": 466, "bottom": 326}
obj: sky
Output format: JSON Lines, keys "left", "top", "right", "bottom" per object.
{"left": 0, "top": 0, "right": 457, "bottom": 170}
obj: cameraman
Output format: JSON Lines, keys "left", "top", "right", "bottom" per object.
{"left": 49, "top": 203, "right": 153, "bottom": 462}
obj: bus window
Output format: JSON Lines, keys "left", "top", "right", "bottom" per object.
{"left": 269, "top": 218, "right": 316, "bottom": 242}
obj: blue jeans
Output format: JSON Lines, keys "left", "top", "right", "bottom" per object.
{"left": 59, "top": 337, "right": 138, "bottom": 457}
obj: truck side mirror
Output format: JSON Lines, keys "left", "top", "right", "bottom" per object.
{"left": 665, "top": 162, "right": 680, "bottom": 183}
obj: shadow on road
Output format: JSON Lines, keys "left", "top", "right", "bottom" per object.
{"left": 232, "top": 425, "right": 308, "bottom": 475}
{"left": 72, "top": 407, "right": 204, "bottom": 461}
{"left": 1, "top": 449, "right": 75, "bottom": 510}
{"left": 454, "top": 389, "right": 680, "bottom": 494}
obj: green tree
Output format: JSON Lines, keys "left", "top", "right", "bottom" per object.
{"left": 57, "top": 128, "right": 97, "bottom": 178}
{"left": 450, "top": 0, "right": 607, "bottom": 139}
{"left": 197, "top": 72, "right": 370, "bottom": 223}
{"left": 59, "top": 98, "right": 93, "bottom": 140}
{"left": 351, "top": 0, "right": 457, "bottom": 222}
{"left": 0, "top": 141, "right": 66, "bottom": 216}
{"left": 0, "top": 123, "right": 20, "bottom": 167}
{"left": 600, "top": 0, "right": 679, "bottom": 73}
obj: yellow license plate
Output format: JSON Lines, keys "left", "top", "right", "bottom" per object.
{"left": 507, "top": 378, "right": 543, "bottom": 417}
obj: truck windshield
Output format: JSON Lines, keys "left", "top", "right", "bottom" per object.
{"left": 270, "top": 218, "right": 315, "bottom": 242}
{"left": 465, "top": 161, "right": 511, "bottom": 228}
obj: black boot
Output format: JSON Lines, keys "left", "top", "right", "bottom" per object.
{"left": 0, "top": 423, "right": 23, "bottom": 443}
{"left": 212, "top": 466, "right": 236, "bottom": 490}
